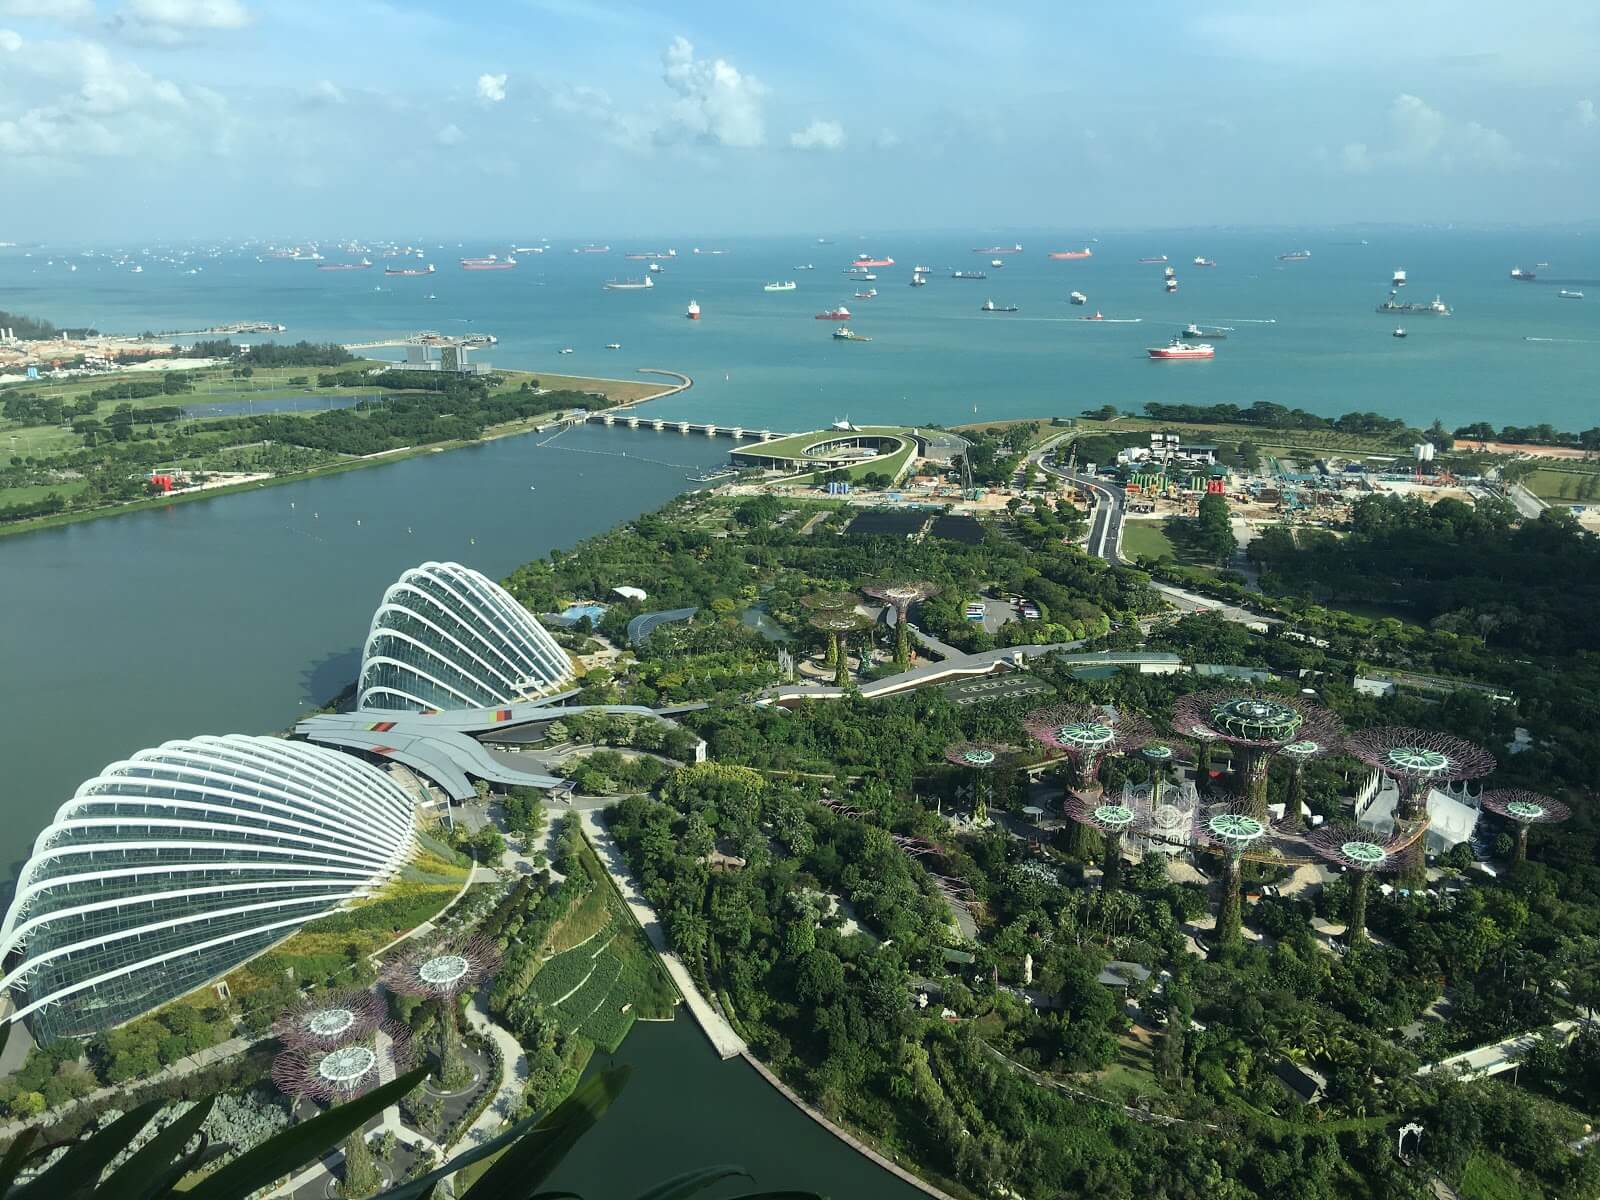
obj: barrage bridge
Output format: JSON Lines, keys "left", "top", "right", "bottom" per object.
{"left": 583, "top": 410, "right": 789, "bottom": 441}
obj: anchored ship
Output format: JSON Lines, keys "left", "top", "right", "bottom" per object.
{"left": 1277, "top": 250, "right": 1312, "bottom": 262}
{"left": 1181, "top": 323, "right": 1228, "bottom": 339}
{"left": 832, "top": 326, "right": 871, "bottom": 341}
{"left": 1138, "top": 255, "right": 1168, "bottom": 264}
{"left": 1510, "top": 266, "right": 1536, "bottom": 281}
{"left": 385, "top": 263, "right": 436, "bottom": 276}
{"left": 852, "top": 253, "right": 895, "bottom": 268}
{"left": 1148, "top": 338, "right": 1214, "bottom": 359}
{"left": 815, "top": 305, "right": 852, "bottom": 320}
{"left": 952, "top": 270, "right": 987, "bottom": 279}
{"left": 980, "top": 299, "right": 1019, "bottom": 312}
{"left": 1049, "top": 248, "right": 1093, "bottom": 259}
{"left": 1377, "top": 291, "right": 1451, "bottom": 315}
{"left": 1193, "top": 257, "right": 1216, "bottom": 267}
{"left": 318, "top": 259, "right": 372, "bottom": 271}
{"left": 461, "top": 255, "right": 517, "bottom": 271}
{"left": 603, "top": 276, "right": 654, "bottom": 290}
{"left": 1393, "top": 268, "right": 1407, "bottom": 287}
{"left": 974, "top": 243, "right": 1022, "bottom": 254}
{"left": 1069, "top": 291, "right": 1087, "bottom": 305}
{"left": 685, "top": 300, "right": 701, "bottom": 320}
{"left": 764, "top": 281, "right": 797, "bottom": 292}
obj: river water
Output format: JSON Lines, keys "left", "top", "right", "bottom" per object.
{"left": 0, "top": 422, "right": 926, "bottom": 1197}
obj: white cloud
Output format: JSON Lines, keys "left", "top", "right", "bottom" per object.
{"left": 1, "top": 0, "right": 95, "bottom": 20}
{"left": 0, "top": 27, "right": 21, "bottom": 50}
{"left": 109, "top": 0, "right": 249, "bottom": 43}
{"left": 436, "top": 122, "right": 464, "bottom": 146}
{"left": 1576, "top": 99, "right": 1598, "bottom": 128}
{"left": 789, "top": 118, "right": 844, "bottom": 151}
{"left": 476, "top": 72, "right": 506, "bottom": 104}
{"left": 1332, "top": 94, "right": 1521, "bottom": 173}
{"left": 872, "top": 128, "right": 901, "bottom": 150}
{"left": 306, "top": 78, "right": 344, "bottom": 106}
{"left": 658, "top": 35, "right": 765, "bottom": 147}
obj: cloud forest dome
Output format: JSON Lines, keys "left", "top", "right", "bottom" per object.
{"left": 0, "top": 735, "right": 416, "bottom": 1044}
{"left": 358, "top": 560, "right": 574, "bottom": 712}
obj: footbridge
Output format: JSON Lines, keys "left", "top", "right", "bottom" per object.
{"left": 584, "top": 412, "right": 791, "bottom": 441}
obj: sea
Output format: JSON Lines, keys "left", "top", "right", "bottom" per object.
{"left": 3, "top": 229, "right": 1596, "bottom": 435}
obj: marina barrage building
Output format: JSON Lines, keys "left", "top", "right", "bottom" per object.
{"left": 358, "top": 561, "right": 575, "bottom": 712}
{"left": 0, "top": 736, "right": 416, "bottom": 1044}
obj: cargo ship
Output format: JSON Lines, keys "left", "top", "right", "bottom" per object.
{"left": 1181, "top": 323, "right": 1228, "bottom": 340}
{"left": 912, "top": 264, "right": 932, "bottom": 274}
{"left": 974, "top": 243, "right": 1022, "bottom": 254}
{"left": 952, "top": 270, "right": 987, "bottom": 280}
{"left": 572, "top": 244, "right": 610, "bottom": 254}
{"left": 832, "top": 326, "right": 871, "bottom": 341}
{"left": 1069, "top": 291, "right": 1087, "bottom": 305}
{"left": 815, "top": 305, "right": 852, "bottom": 320}
{"left": 461, "top": 255, "right": 517, "bottom": 270}
{"left": 1559, "top": 290, "right": 1584, "bottom": 300}
{"left": 624, "top": 249, "right": 675, "bottom": 259}
{"left": 686, "top": 300, "right": 701, "bottom": 320}
{"left": 603, "top": 276, "right": 653, "bottom": 290}
{"left": 1147, "top": 338, "right": 1214, "bottom": 359}
{"left": 1510, "top": 266, "right": 1536, "bottom": 281}
{"left": 512, "top": 246, "right": 547, "bottom": 254}
{"left": 1138, "top": 255, "right": 1168, "bottom": 264}
{"left": 853, "top": 289, "right": 878, "bottom": 299}
{"left": 317, "top": 259, "right": 372, "bottom": 271}
{"left": 980, "top": 299, "right": 1018, "bottom": 312}
{"left": 1377, "top": 291, "right": 1450, "bottom": 315}
{"left": 1277, "top": 250, "right": 1312, "bottom": 262}
{"left": 1049, "top": 248, "right": 1093, "bottom": 259}
{"left": 764, "top": 281, "right": 797, "bottom": 292}
{"left": 852, "top": 253, "right": 895, "bottom": 268}
{"left": 385, "top": 263, "right": 437, "bottom": 276}
{"left": 909, "top": 273, "right": 927, "bottom": 287}
{"left": 693, "top": 247, "right": 730, "bottom": 255}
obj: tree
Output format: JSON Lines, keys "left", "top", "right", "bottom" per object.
{"left": 1195, "top": 493, "right": 1236, "bottom": 565}
{"left": 472, "top": 825, "right": 506, "bottom": 864}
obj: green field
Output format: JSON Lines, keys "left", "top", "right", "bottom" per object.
{"left": 1522, "top": 465, "right": 1600, "bottom": 504}
{"left": 1458, "top": 1149, "right": 1540, "bottom": 1200}
{"left": 1120, "top": 521, "right": 1176, "bottom": 561}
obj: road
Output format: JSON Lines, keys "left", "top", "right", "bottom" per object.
{"left": 1031, "top": 439, "right": 1125, "bottom": 565}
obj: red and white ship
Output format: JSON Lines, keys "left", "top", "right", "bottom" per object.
{"left": 851, "top": 254, "right": 894, "bottom": 268}
{"left": 1080, "top": 311, "right": 1105, "bottom": 321}
{"left": 317, "top": 259, "right": 372, "bottom": 271}
{"left": 385, "top": 263, "right": 437, "bottom": 276}
{"left": 1049, "top": 248, "right": 1093, "bottom": 259}
{"left": 973, "top": 243, "right": 1022, "bottom": 254}
{"left": 815, "top": 305, "right": 852, "bottom": 320}
{"left": 686, "top": 300, "right": 701, "bottom": 320}
{"left": 461, "top": 255, "right": 517, "bottom": 271}
{"left": 1147, "top": 338, "right": 1213, "bottom": 360}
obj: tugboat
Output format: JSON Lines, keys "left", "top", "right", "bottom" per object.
{"left": 1392, "top": 328, "right": 1408, "bottom": 338}
{"left": 1181, "top": 323, "right": 1227, "bottom": 340}
{"left": 1069, "top": 291, "right": 1087, "bottom": 305}
{"left": 1165, "top": 277, "right": 1178, "bottom": 293}
{"left": 1193, "top": 256, "right": 1216, "bottom": 267}
{"left": 1559, "top": 290, "right": 1584, "bottom": 300}
{"left": 1510, "top": 266, "right": 1536, "bottom": 281}
{"left": 980, "top": 299, "right": 1019, "bottom": 312}
{"left": 910, "top": 273, "right": 927, "bottom": 287}
{"left": 832, "top": 326, "right": 871, "bottom": 342}
{"left": 605, "top": 342, "right": 621, "bottom": 350}
{"left": 1079, "top": 311, "right": 1106, "bottom": 321}
{"left": 990, "top": 258, "right": 1004, "bottom": 268}
{"left": 1147, "top": 338, "right": 1214, "bottom": 360}
{"left": 1393, "top": 268, "right": 1407, "bottom": 287}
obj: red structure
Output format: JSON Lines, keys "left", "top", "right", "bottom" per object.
{"left": 149, "top": 474, "right": 175, "bottom": 493}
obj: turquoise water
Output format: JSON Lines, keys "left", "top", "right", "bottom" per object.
{"left": 5, "top": 231, "right": 1596, "bottom": 434}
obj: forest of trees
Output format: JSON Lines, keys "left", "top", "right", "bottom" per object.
{"left": 1141, "top": 400, "right": 1414, "bottom": 437}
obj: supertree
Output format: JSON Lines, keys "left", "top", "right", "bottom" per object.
{"left": 273, "top": 1020, "right": 413, "bottom": 1198}
{"left": 1193, "top": 804, "right": 1274, "bottom": 950}
{"left": 1138, "top": 740, "right": 1189, "bottom": 808}
{"left": 809, "top": 607, "right": 873, "bottom": 688}
{"left": 1024, "top": 703, "right": 1154, "bottom": 861}
{"left": 271, "top": 989, "right": 384, "bottom": 1052}
{"left": 1277, "top": 735, "right": 1339, "bottom": 831}
{"left": 943, "top": 741, "right": 1019, "bottom": 825}
{"left": 1307, "top": 822, "right": 1419, "bottom": 949}
{"left": 801, "top": 591, "right": 856, "bottom": 668}
{"left": 380, "top": 936, "right": 501, "bottom": 1090}
{"left": 1344, "top": 727, "right": 1496, "bottom": 876}
{"left": 864, "top": 581, "right": 939, "bottom": 666}
{"left": 1479, "top": 789, "right": 1571, "bottom": 865}
{"left": 1064, "top": 793, "right": 1144, "bottom": 892}
{"left": 1173, "top": 690, "right": 1341, "bottom": 822}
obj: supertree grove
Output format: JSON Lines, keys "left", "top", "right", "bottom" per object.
{"left": 864, "top": 581, "right": 939, "bottom": 666}
{"left": 380, "top": 936, "right": 501, "bottom": 1091}
{"left": 1192, "top": 804, "right": 1274, "bottom": 950}
{"left": 1307, "top": 822, "right": 1419, "bottom": 949}
{"left": 1023, "top": 703, "right": 1155, "bottom": 792}
{"left": 808, "top": 607, "right": 874, "bottom": 688}
{"left": 1479, "top": 789, "right": 1571, "bottom": 864}
{"left": 800, "top": 591, "right": 855, "bottom": 665}
{"left": 1277, "top": 736, "right": 1338, "bottom": 831}
{"left": 271, "top": 989, "right": 383, "bottom": 1053}
{"left": 1344, "top": 727, "right": 1496, "bottom": 876}
{"left": 273, "top": 1019, "right": 413, "bottom": 1198}
{"left": 1063, "top": 792, "right": 1144, "bottom": 892}
{"left": 943, "top": 741, "right": 1019, "bottom": 825}
{"left": 1173, "top": 690, "right": 1341, "bottom": 822}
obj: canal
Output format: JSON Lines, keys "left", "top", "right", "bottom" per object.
{"left": 0, "top": 422, "right": 926, "bottom": 1198}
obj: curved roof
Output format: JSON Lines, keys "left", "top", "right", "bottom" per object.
{"left": 358, "top": 561, "right": 574, "bottom": 712}
{"left": 0, "top": 735, "right": 415, "bottom": 1043}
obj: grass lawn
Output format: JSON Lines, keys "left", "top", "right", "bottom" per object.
{"left": 1458, "top": 1149, "right": 1540, "bottom": 1200}
{"left": 1522, "top": 465, "right": 1600, "bottom": 504}
{"left": 0, "top": 480, "right": 89, "bottom": 507}
{"left": 1076, "top": 415, "right": 1408, "bottom": 457}
{"left": 1121, "top": 520, "right": 1175, "bottom": 561}
{"left": 494, "top": 370, "right": 674, "bottom": 404}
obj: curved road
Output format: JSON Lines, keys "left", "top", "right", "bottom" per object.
{"left": 1032, "top": 438, "right": 1125, "bottom": 565}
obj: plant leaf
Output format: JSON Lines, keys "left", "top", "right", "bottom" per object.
{"left": 628, "top": 1166, "right": 751, "bottom": 1200}
{"left": 13, "top": 1099, "right": 165, "bottom": 1199}
{"left": 184, "top": 1065, "right": 427, "bottom": 1200}
{"left": 380, "top": 1112, "right": 567, "bottom": 1200}
{"left": 460, "top": 1066, "right": 629, "bottom": 1199}
{"left": 723, "top": 1193, "right": 827, "bottom": 1200}
{"left": 98, "top": 1095, "right": 215, "bottom": 1200}
{"left": 0, "top": 1128, "right": 40, "bottom": 1192}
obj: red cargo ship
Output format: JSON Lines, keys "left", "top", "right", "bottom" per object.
{"left": 1049, "top": 248, "right": 1093, "bottom": 259}
{"left": 815, "top": 305, "right": 852, "bottom": 320}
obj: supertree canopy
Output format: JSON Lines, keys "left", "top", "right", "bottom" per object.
{"left": 1173, "top": 690, "right": 1341, "bottom": 822}
{"left": 864, "top": 581, "right": 939, "bottom": 666}
{"left": 1023, "top": 703, "right": 1154, "bottom": 791}
{"left": 272, "top": 1021, "right": 414, "bottom": 1105}
{"left": 1307, "top": 822, "right": 1418, "bottom": 947}
{"left": 1277, "top": 736, "right": 1339, "bottom": 831}
{"left": 1193, "top": 804, "right": 1275, "bottom": 950}
{"left": 381, "top": 936, "right": 501, "bottom": 1090}
{"left": 943, "top": 741, "right": 1019, "bottom": 825}
{"left": 1064, "top": 793, "right": 1145, "bottom": 892}
{"left": 808, "top": 607, "right": 873, "bottom": 688}
{"left": 1344, "top": 727, "right": 1496, "bottom": 820}
{"left": 1479, "top": 789, "right": 1571, "bottom": 864}
{"left": 271, "top": 990, "right": 383, "bottom": 1053}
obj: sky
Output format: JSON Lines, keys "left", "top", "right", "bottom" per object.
{"left": 1, "top": 0, "right": 1598, "bottom": 239}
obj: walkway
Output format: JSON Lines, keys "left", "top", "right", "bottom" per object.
{"left": 575, "top": 811, "right": 746, "bottom": 1060}
{"left": 451, "top": 989, "right": 528, "bottom": 1150}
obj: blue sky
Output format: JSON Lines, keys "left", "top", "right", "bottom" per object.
{"left": 2, "top": 0, "right": 1597, "bottom": 238}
